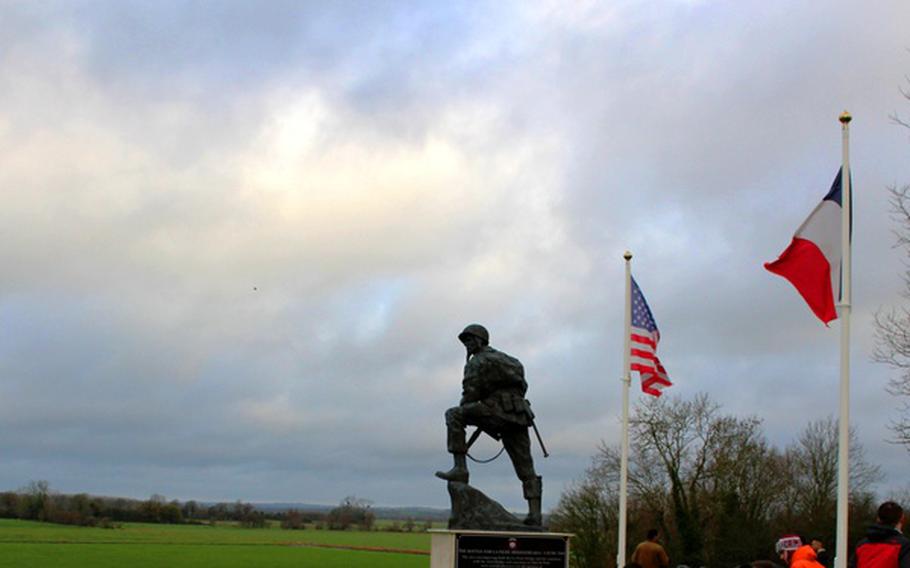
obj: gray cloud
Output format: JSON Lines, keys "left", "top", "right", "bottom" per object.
{"left": 1, "top": 1, "right": 909, "bottom": 511}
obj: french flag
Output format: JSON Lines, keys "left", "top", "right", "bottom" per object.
{"left": 764, "top": 170, "right": 846, "bottom": 325}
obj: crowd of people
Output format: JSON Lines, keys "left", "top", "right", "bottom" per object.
{"left": 623, "top": 501, "right": 909, "bottom": 568}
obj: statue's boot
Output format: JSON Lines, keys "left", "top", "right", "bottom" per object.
{"left": 524, "top": 498, "right": 542, "bottom": 526}
{"left": 435, "top": 453, "right": 469, "bottom": 482}
{"left": 522, "top": 476, "right": 543, "bottom": 526}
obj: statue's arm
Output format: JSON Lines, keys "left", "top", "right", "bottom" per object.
{"left": 460, "top": 382, "right": 481, "bottom": 404}
{"left": 460, "top": 372, "right": 484, "bottom": 404}
{"left": 459, "top": 359, "right": 492, "bottom": 403}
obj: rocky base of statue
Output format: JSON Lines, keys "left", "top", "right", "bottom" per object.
{"left": 446, "top": 481, "right": 545, "bottom": 532}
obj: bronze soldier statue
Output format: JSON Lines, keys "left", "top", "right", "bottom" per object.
{"left": 436, "top": 324, "right": 543, "bottom": 526}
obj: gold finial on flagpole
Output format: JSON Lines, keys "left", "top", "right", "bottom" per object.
{"left": 623, "top": 250, "right": 632, "bottom": 261}
{"left": 839, "top": 110, "right": 852, "bottom": 124}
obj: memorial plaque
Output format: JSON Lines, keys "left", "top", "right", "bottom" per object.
{"left": 456, "top": 534, "right": 568, "bottom": 568}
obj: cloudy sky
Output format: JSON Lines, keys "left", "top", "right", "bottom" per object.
{"left": 2, "top": 1, "right": 910, "bottom": 513}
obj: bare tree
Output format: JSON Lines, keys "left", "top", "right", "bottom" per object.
{"left": 874, "top": 77, "right": 910, "bottom": 449}
{"left": 781, "top": 417, "right": 882, "bottom": 544}
{"left": 550, "top": 476, "right": 615, "bottom": 568}
{"left": 700, "top": 414, "right": 790, "bottom": 564}
{"left": 556, "top": 393, "right": 785, "bottom": 567}
{"left": 631, "top": 393, "right": 729, "bottom": 566}
{"left": 551, "top": 395, "right": 884, "bottom": 567}
{"left": 280, "top": 509, "right": 306, "bottom": 530}
{"left": 326, "top": 496, "right": 374, "bottom": 531}
{"left": 18, "top": 480, "right": 51, "bottom": 521}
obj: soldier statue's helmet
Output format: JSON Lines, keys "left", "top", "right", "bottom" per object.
{"left": 458, "top": 324, "right": 489, "bottom": 345}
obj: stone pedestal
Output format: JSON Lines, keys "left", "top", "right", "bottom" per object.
{"left": 430, "top": 529, "right": 572, "bottom": 568}
{"left": 445, "top": 481, "right": 544, "bottom": 531}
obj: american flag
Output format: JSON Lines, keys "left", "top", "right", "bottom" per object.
{"left": 630, "top": 276, "right": 672, "bottom": 397}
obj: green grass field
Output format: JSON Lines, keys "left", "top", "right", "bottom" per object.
{"left": 0, "top": 519, "right": 431, "bottom": 567}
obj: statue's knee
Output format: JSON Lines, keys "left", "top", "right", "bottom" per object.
{"left": 445, "top": 407, "right": 463, "bottom": 426}
{"left": 516, "top": 462, "right": 538, "bottom": 484}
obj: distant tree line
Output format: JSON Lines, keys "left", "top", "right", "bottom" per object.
{"left": 549, "top": 393, "right": 888, "bottom": 568}
{"left": 0, "top": 483, "right": 385, "bottom": 531}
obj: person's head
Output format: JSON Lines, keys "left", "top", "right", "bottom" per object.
{"left": 809, "top": 537, "right": 824, "bottom": 552}
{"left": 876, "top": 501, "right": 905, "bottom": 529}
{"left": 646, "top": 528, "right": 659, "bottom": 541}
{"left": 775, "top": 535, "right": 802, "bottom": 563}
{"left": 459, "top": 324, "right": 489, "bottom": 355}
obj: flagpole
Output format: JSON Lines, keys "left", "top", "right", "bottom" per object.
{"left": 618, "top": 250, "right": 633, "bottom": 568}
{"left": 835, "top": 111, "right": 852, "bottom": 568}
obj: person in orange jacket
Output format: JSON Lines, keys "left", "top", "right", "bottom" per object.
{"left": 790, "top": 538, "right": 826, "bottom": 568}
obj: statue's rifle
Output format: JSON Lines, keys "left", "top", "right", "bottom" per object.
{"left": 531, "top": 420, "right": 550, "bottom": 458}
{"left": 465, "top": 419, "right": 550, "bottom": 463}
{"left": 466, "top": 427, "right": 484, "bottom": 451}
{"left": 465, "top": 428, "right": 503, "bottom": 464}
